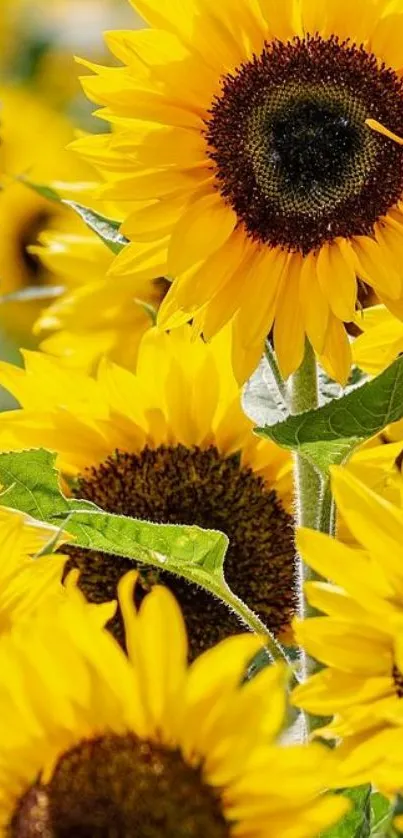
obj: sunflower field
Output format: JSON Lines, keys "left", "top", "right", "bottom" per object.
{"left": 3, "top": 0, "right": 403, "bottom": 835}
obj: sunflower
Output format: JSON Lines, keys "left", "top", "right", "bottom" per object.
{"left": 0, "top": 325, "right": 294, "bottom": 658}
{"left": 71, "top": 0, "right": 403, "bottom": 384}
{"left": 0, "top": 570, "right": 348, "bottom": 838}
{"left": 31, "top": 228, "right": 169, "bottom": 372}
{"left": 5, "top": 0, "right": 136, "bottom": 108}
{"left": 0, "top": 86, "right": 95, "bottom": 342}
{"left": 0, "top": 505, "right": 68, "bottom": 632}
{"left": 292, "top": 467, "right": 403, "bottom": 740}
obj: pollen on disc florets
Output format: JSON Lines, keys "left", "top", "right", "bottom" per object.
{"left": 62, "top": 444, "right": 296, "bottom": 659}
{"left": 206, "top": 35, "right": 403, "bottom": 254}
{"left": 10, "top": 733, "right": 230, "bottom": 838}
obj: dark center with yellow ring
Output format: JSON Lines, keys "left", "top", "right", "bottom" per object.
{"left": 206, "top": 35, "right": 403, "bottom": 253}
{"left": 9, "top": 733, "right": 230, "bottom": 838}
{"left": 62, "top": 444, "right": 295, "bottom": 659}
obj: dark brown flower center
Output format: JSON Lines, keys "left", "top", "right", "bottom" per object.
{"left": 206, "top": 35, "right": 403, "bottom": 254}
{"left": 62, "top": 444, "right": 296, "bottom": 659}
{"left": 9, "top": 733, "right": 229, "bottom": 838}
{"left": 393, "top": 664, "right": 403, "bottom": 698}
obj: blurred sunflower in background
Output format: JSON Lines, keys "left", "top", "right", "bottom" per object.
{"left": 0, "top": 326, "right": 294, "bottom": 658}
{"left": 0, "top": 0, "right": 137, "bottom": 111}
{"left": 0, "top": 87, "right": 95, "bottom": 343}
{"left": 0, "top": 571, "right": 348, "bottom": 838}
{"left": 31, "top": 229, "right": 169, "bottom": 371}
{"left": 75, "top": 0, "right": 403, "bottom": 384}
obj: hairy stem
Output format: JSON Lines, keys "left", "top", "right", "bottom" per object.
{"left": 290, "top": 343, "right": 324, "bottom": 734}
{"left": 205, "top": 574, "right": 299, "bottom": 685}
{"left": 265, "top": 339, "right": 289, "bottom": 408}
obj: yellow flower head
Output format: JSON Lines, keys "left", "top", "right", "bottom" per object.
{"left": 0, "top": 326, "right": 294, "bottom": 655}
{"left": 0, "top": 505, "right": 68, "bottom": 633}
{"left": 31, "top": 228, "right": 169, "bottom": 372}
{"left": 74, "top": 0, "right": 403, "bottom": 384}
{"left": 0, "top": 86, "right": 95, "bottom": 341}
{"left": 0, "top": 571, "right": 348, "bottom": 838}
{"left": 292, "top": 467, "right": 403, "bottom": 740}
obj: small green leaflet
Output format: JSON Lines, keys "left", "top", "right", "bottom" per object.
{"left": 257, "top": 356, "right": 403, "bottom": 473}
{"left": 321, "top": 786, "right": 371, "bottom": 838}
{"left": 318, "top": 366, "right": 370, "bottom": 405}
{"left": 17, "top": 177, "right": 128, "bottom": 256}
{"left": 370, "top": 793, "right": 394, "bottom": 837}
{"left": 17, "top": 176, "right": 62, "bottom": 204}
{"left": 64, "top": 202, "right": 129, "bottom": 255}
{"left": 0, "top": 449, "right": 228, "bottom": 583}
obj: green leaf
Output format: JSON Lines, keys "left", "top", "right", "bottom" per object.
{"left": 319, "top": 366, "right": 370, "bottom": 405}
{"left": 370, "top": 793, "right": 394, "bottom": 837}
{"left": 257, "top": 356, "right": 403, "bottom": 473}
{"left": 0, "top": 449, "right": 228, "bottom": 584}
{"left": 243, "top": 357, "right": 288, "bottom": 427}
{"left": 64, "top": 202, "right": 128, "bottom": 254}
{"left": 17, "top": 177, "right": 62, "bottom": 203}
{"left": 322, "top": 786, "right": 371, "bottom": 838}
{"left": 18, "top": 178, "right": 128, "bottom": 256}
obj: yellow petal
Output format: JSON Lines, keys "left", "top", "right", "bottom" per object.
{"left": 120, "top": 572, "right": 188, "bottom": 737}
{"left": 273, "top": 254, "right": 306, "bottom": 379}
{"left": 296, "top": 527, "right": 394, "bottom": 606}
{"left": 168, "top": 193, "right": 237, "bottom": 275}
{"left": 352, "top": 235, "right": 402, "bottom": 300}
{"left": 316, "top": 241, "right": 357, "bottom": 322}
{"left": 319, "top": 313, "right": 352, "bottom": 386}
{"left": 295, "top": 617, "right": 392, "bottom": 674}
{"left": 108, "top": 238, "right": 168, "bottom": 279}
{"left": 331, "top": 466, "right": 403, "bottom": 589}
{"left": 366, "top": 118, "right": 403, "bottom": 145}
{"left": 299, "top": 252, "right": 329, "bottom": 353}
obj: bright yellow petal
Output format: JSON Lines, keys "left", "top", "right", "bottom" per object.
{"left": 168, "top": 192, "right": 237, "bottom": 276}
{"left": 273, "top": 254, "right": 306, "bottom": 379}
{"left": 316, "top": 240, "right": 357, "bottom": 323}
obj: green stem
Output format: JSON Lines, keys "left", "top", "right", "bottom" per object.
{"left": 290, "top": 343, "right": 324, "bottom": 727}
{"left": 265, "top": 339, "right": 289, "bottom": 407}
{"left": 291, "top": 341, "right": 320, "bottom": 539}
{"left": 205, "top": 575, "right": 299, "bottom": 684}
{"left": 319, "top": 477, "right": 336, "bottom": 536}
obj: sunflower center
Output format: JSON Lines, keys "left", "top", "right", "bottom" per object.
{"left": 63, "top": 444, "right": 295, "bottom": 658}
{"left": 393, "top": 664, "right": 403, "bottom": 698}
{"left": 20, "top": 211, "right": 52, "bottom": 286}
{"left": 206, "top": 35, "right": 403, "bottom": 253}
{"left": 10, "top": 733, "right": 229, "bottom": 838}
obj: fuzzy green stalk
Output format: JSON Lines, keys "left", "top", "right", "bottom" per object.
{"left": 290, "top": 342, "right": 324, "bottom": 728}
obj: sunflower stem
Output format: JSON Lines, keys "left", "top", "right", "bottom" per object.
{"left": 264, "top": 339, "right": 289, "bottom": 408}
{"left": 290, "top": 342, "right": 325, "bottom": 736}
{"left": 319, "top": 477, "right": 336, "bottom": 536}
{"left": 291, "top": 340, "right": 320, "bottom": 537}
{"left": 206, "top": 576, "right": 300, "bottom": 685}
